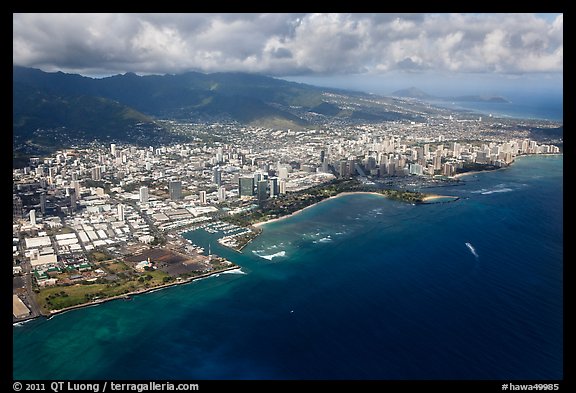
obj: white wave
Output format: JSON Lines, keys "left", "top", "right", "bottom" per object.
{"left": 259, "top": 251, "right": 286, "bottom": 260}
{"left": 148, "top": 287, "right": 170, "bottom": 294}
{"left": 465, "top": 242, "right": 479, "bottom": 259}
{"left": 481, "top": 188, "right": 513, "bottom": 195}
{"left": 13, "top": 319, "right": 34, "bottom": 327}
{"left": 221, "top": 268, "right": 247, "bottom": 275}
{"left": 318, "top": 237, "right": 332, "bottom": 243}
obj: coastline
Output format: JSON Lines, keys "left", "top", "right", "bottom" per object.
{"left": 15, "top": 265, "right": 241, "bottom": 324}
{"left": 253, "top": 191, "right": 387, "bottom": 228}
{"left": 450, "top": 153, "right": 563, "bottom": 180}
{"left": 421, "top": 194, "right": 459, "bottom": 202}
{"left": 452, "top": 165, "right": 510, "bottom": 179}
{"left": 252, "top": 191, "right": 460, "bottom": 229}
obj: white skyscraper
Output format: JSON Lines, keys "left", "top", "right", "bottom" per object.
{"left": 117, "top": 204, "right": 125, "bottom": 222}
{"left": 139, "top": 186, "right": 149, "bottom": 203}
{"left": 218, "top": 186, "right": 227, "bottom": 202}
{"left": 73, "top": 181, "right": 81, "bottom": 199}
{"left": 111, "top": 143, "right": 116, "bottom": 156}
{"left": 29, "top": 209, "right": 36, "bottom": 226}
{"left": 278, "top": 166, "right": 289, "bottom": 180}
{"left": 199, "top": 191, "right": 207, "bottom": 205}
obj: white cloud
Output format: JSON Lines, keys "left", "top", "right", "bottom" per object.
{"left": 13, "top": 13, "right": 563, "bottom": 76}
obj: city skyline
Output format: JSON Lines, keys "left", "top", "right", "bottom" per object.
{"left": 12, "top": 11, "right": 563, "bottom": 383}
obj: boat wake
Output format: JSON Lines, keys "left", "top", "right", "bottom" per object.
{"left": 471, "top": 184, "right": 514, "bottom": 195}
{"left": 465, "top": 242, "right": 479, "bottom": 259}
{"left": 481, "top": 188, "right": 513, "bottom": 195}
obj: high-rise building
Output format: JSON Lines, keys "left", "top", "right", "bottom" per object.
{"left": 117, "top": 204, "right": 125, "bottom": 222}
{"left": 269, "top": 177, "right": 278, "bottom": 197}
{"left": 169, "top": 181, "right": 182, "bottom": 200}
{"left": 339, "top": 160, "right": 348, "bottom": 178}
{"left": 139, "top": 186, "right": 149, "bottom": 203}
{"left": 13, "top": 195, "right": 23, "bottom": 220}
{"left": 238, "top": 177, "right": 254, "bottom": 198}
{"left": 29, "top": 209, "right": 36, "bottom": 226}
{"left": 433, "top": 155, "right": 442, "bottom": 171}
{"left": 216, "top": 146, "right": 224, "bottom": 163}
{"left": 199, "top": 191, "right": 207, "bottom": 205}
{"left": 39, "top": 192, "right": 46, "bottom": 214}
{"left": 212, "top": 167, "right": 222, "bottom": 186}
{"left": 91, "top": 166, "right": 101, "bottom": 181}
{"left": 72, "top": 181, "right": 81, "bottom": 201}
{"left": 349, "top": 158, "right": 358, "bottom": 176}
{"left": 442, "top": 163, "right": 456, "bottom": 177}
{"left": 69, "top": 188, "right": 77, "bottom": 212}
{"left": 365, "top": 156, "right": 376, "bottom": 171}
{"left": 218, "top": 186, "right": 227, "bottom": 202}
{"left": 254, "top": 171, "right": 268, "bottom": 182}
{"left": 278, "top": 166, "right": 289, "bottom": 180}
{"left": 111, "top": 143, "right": 116, "bottom": 156}
{"left": 279, "top": 179, "right": 286, "bottom": 195}
{"left": 476, "top": 151, "right": 488, "bottom": 164}
{"left": 320, "top": 150, "right": 325, "bottom": 163}
{"left": 257, "top": 180, "right": 268, "bottom": 203}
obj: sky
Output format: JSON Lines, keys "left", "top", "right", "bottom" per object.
{"left": 13, "top": 13, "right": 563, "bottom": 97}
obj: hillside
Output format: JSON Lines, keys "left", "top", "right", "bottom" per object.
{"left": 13, "top": 66, "right": 439, "bottom": 164}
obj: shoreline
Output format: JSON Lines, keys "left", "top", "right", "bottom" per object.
{"left": 451, "top": 153, "right": 562, "bottom": 180}
{"left": 452, "top": 166, "right": 509, "bottom": 179}
{"left": 14, "top": 265, "right": 241, "bottom": 324}
{"left": 253, "top": 191, "right": 387, "bottom": 228}
{"left": 252, "top": 191, "right": 458, "bottom": 229}
{"left": 421, "top": 194, "right": 459, "bottom": 202}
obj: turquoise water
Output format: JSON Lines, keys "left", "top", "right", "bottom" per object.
{"left": 13, "top": 155, "right": 563, "bottom": 380}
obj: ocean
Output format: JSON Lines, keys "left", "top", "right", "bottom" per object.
{"left": 431, "top": 92, "right": 563, "bottom": 122}
{"left": 12, "top": 154, "right": 563, "bottom": 380}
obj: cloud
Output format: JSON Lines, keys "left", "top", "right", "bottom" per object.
{"left": 13, "top": 13, "right": 563, "bottom": 76}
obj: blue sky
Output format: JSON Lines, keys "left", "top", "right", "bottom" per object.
{"left": 13, "top": 13, "right": 562, "bottom": 97}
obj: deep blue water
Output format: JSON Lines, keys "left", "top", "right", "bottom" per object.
{"left": 432, "top": 92, "right": 563, "bottom": 121}
{"left": 13, "top": 155, "right": 563, "bottom": 380}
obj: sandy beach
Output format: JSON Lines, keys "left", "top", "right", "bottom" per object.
{"left": 253, "top": 190, "right": 463, "bottom": 229}
{"left": 253, "top": 192, "right": 394, "bottom": 228}
{"left": 421, "top": 194, "right": 459, "bottom": 202}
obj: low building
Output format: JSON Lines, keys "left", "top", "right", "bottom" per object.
{"left": 13, "top": 295, "right": 30, "bottom": 319}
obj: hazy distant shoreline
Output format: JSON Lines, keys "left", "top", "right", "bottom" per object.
{"left": 253, "top": 191, "right": 457, "bottom": 229}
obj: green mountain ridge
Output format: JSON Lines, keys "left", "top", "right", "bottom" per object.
{"left": 12, "top": 66, "right": 436, "bottom": 165}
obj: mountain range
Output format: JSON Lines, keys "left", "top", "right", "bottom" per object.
{"left": 13, "top": 66, "right": 432, "bottom": 165}
{"left": 391, "top": 86, "right": 510, "bottom": 103}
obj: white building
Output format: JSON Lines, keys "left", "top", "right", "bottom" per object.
{"left": 199, "top": 191, "right": 207, "bottom": 205}
{"left": 218, "top": 186, "right": 227, "bottom": 202}
{"left": 139, "top": 186, "right": 149, "bottom": 203}
{"left": 117, "top": 204, "right": 125, "bottom": 222}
